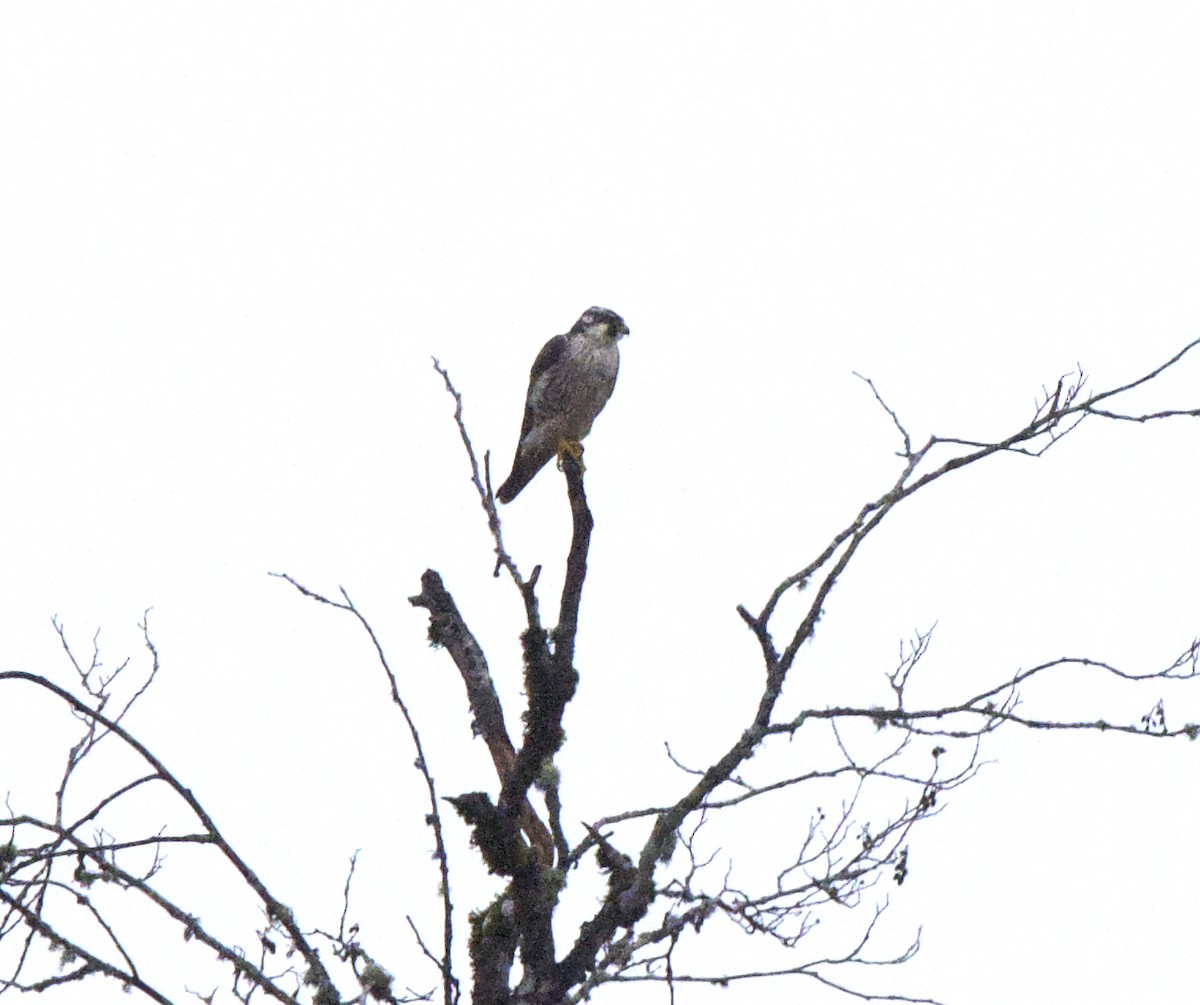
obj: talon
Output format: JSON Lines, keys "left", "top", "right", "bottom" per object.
{"left": 556, "top": 439, "right": 585, "bottom": 472}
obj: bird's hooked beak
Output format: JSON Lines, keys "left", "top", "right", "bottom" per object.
{"left": 614, "top": 319, "right": 630, "bottom": 339}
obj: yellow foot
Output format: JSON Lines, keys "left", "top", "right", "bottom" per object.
{"left": 556, "top": 439, "right": 586, "bottom": 472}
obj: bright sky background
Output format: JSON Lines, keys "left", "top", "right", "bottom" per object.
{"left": 2, "top": 4, "right": 1199, "bottom": 1004}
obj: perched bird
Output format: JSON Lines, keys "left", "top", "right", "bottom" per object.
{"left": 497, "top": 306, "right": 629, "bottom": 503}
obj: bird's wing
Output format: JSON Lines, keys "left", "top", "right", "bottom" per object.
{"left": 529, "top": 333, "right": 568, "bottom": 382}
{"left": 518, "top": 333, "right": 569, "bottom": 441}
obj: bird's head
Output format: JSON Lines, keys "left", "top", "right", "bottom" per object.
{"left": 574, "top": 306, "right": 630, "bottom": 342}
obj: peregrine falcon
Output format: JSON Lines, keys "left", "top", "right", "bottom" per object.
{"left": 496, "top": 306, "right": 629, "bottom": 504}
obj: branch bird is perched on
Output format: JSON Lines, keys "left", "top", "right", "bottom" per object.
{"left": 496, "top": 306, "right": 629, "bottom": 504}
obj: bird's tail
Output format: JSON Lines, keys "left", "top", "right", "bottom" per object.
{"left": 492, "top": 450, "right": 552, "bottom": 503}
{"left": 496, "top": 454, "right": 543, "bottom": 504}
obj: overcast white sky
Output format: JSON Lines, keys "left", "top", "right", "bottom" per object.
{"left": 2, "top": 4, "right": 1199, "bottom": 1004}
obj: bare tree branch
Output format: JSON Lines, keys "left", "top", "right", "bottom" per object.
{"left": 269, "top": 574, "right": 460, "bottom": 1005}
{"left": 5, "top": 337, "right": 1199, "bottom": 1005}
